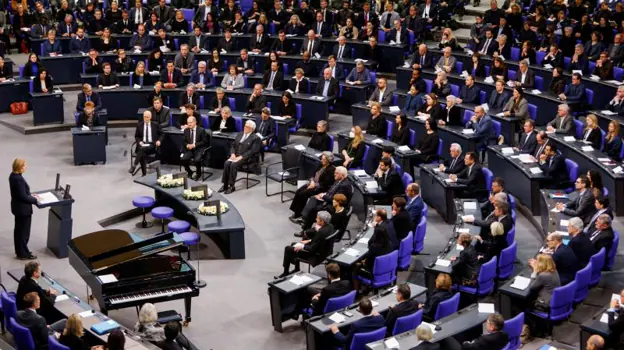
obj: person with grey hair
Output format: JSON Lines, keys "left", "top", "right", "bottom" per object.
{"left": 258, "top": 108, "right": 276, "bottom": 159}
{"left": 246, "top": 83, "right": 267, "bottom": 113}
{"left": 589, "top": 214, "right": 615, "bottom": 269}
{"left": 414, "top": 324, "right": 438, "bottom": 349}
{"left": 464, "top": 200, "right": 512, "bottom": 262}
{"left": 174, "top": 44, "right": 196, "bottom": 75}
{"left": 277, "top": 210, "right": 335, "bottom": 278}
{"left": 439, "top": 143, "right": 465, "bottom": 174}
{"left": 299, "top": 166, "right": 353, "bottom": 231}
{"left": 179, "top": 83, "right": 198, "bottom": 107}
{"left": 546, "top": 104, "right": 574, "bottom": 135}
{"left": 289, "top": 151, "right": 336, "bottom": 223}
{"left": 567, "top": 217, "right": 594, "bottom": 267}
{"left": 219, "top": 119, "right": 262, "bottom": 194}
{"left": 190, "top": 61, "right": 213, "bottom": 89}
{"left": 308, "top": 120, "right": 332, "bottom": 151}
{"left": 250, "top": 24, "right": 267, "bottom": 53}
{"left": 544, "top": 231, "right": 580, "bottom": 285}
{"left": 181, "top": 116, "right": 210, "bottom": 180}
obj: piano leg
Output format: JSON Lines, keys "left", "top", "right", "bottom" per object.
{"left": 183, "top": 296, "right": 192, "bottom": 326}
{"left": 101, "top": 308, "right": 108, "bottom": 316}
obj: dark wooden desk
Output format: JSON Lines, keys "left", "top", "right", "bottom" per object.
{"left": 419, "top": 165, "right": 468, "bottom": 224}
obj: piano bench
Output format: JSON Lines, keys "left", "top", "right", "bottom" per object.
{"left": 132, "top": 196, "right": 155, "bottom": 229}
{"left": 157, "top": 310, "right": 183, "bottom": 324}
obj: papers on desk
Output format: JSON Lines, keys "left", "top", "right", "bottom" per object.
{"left": 309, "top": 95, "right": 324, "bottom": 100}
{"left": 496, "top": 112, "right": 505, "bottom": 117}
{"left": 397, "top": 145, "right": 411, "bottom": 152}
{"left": 98, "top": 274, "right": 118, "bottom": 284}
{"left": 372, "top": 138, "right": 384, "bottom": 144}
{"left": 271, "top": 115, "right": 286, "bottom": 121}
{"left": 510, "top": 276, "right": 531, "bottom": 290}
{"left": 550, "top": 192, "right": 568, "bottom": 199}
{"left": 463, "top": 202, "right": 477, "bottom": 210}
{"left": 462, "top": 129, "right": 475, "bottom": 135}
{"left": 606, "top": 80, "right": 624, "bottom": 86}
{"left": 358, "top": 237, "right": 370, "bottom": 244}
{"left": 314, "top": 53, "right": 321, "bottom": 59}
{"left": 444, "top": 178, "right": 455, "bottom": 183}
{"left": 329, "top": 312, "right": 346, "bottom": 323}
{"left": 581, "top": 146, "right": 594, "bottom": 152}
{"left": 294, "top": 144, "right": 306, "bottom": 151}
{"left": 365, "top": 181, "right": 378, "bottom": 189}
{"left": 384, "top": 337, "right": 400, "bottom": 349}
{"left": 560, "top": 219, "right": 570, "bottom": 227}
{"left": 543, "top": 64, "right": 554, "bottom": 70}
{"left": 435, "top": 259, "right": 451, "bottom": 267}
{"left": 529, "top": 167, "right": 543, "bottom": 174}
{"left": 461, "top": 215, "right": 475, "bottom": 222}
{"left": 371, "top": 299, "right": 379, "bottom": 307}
{"left": 563, "top": 136, "right": 576, "bottom": 142}
{"left": 389, "top": 106, "right": 401, "bottom": 113}
{"left": 550, "top": 208, "right": 560, "bottom": 213}
{"left": 478, "top": 303, "right": 496, "bottom": 314}
{"left": 133, "top": 84, "right": 141, "bottom": 89}
{"left": 37, "top": 192, "right": 58, "bottom": 205}
{"left": 290, "top": 274, "right": 314, "bottom": 286}
{"left": 101, "top": 85, "right": 117, "bottom": 90}
{"left": 613, "top": 293, "right": 621, "bottom": 301}
{"left": 344, "top": 248, "right": 360, "bottom": 257}
{"left": 598, "top": 158, "right": 612, "bottom": 162}
{"left": 457, "top": 228, "right": 470, "bottom": 234}
{"left": 600, "top": 313, "right": 612, "bottom": 324}
{"left": 501, "top": 147, "right": 515, "bottom": 155}
{"left": 79, "top": 310, "right": 96, "bottom": 318}
{"left": 613, "top": 166, "right": 623, "bottom": 174}
{"left": 353, "top": 169, "right": 367, "bottom": 177}
{"left": 572, "top": 70, "right": 583, "bottom": 76}
{"left": 55, "top": 295, "right": 70, "bottom": 302}
{"left": 531, "top": 89, "right": 542, "bottom": 95}
{"left": 484, "top": 76, "right": 494, "bottom": 84}
{"left": 420, "top": 322, "right": 438, "bottom": 334}
{"left": 590, "top": 75, "right": 601, "bottom": 81}
{"left": 506, "top": 80, "right": 516, "bottom": 88}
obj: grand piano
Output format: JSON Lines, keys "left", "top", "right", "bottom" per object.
{"left": 68, "top": 229, "right": 199, "bottom": 324}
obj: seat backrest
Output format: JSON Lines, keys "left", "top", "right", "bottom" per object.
{"left": 228, "top": 97, "right": 236, "bottom": 111}
{"left": 370, "top": 71, "right": 377, "bottom": 86}
{"left": 536, "top": 51, "right": 546, "bottom": 65}
{"left": 1, "top": 292, "right": 16, "bottom": 333}
{"left": 401, "top": 173, "right": 413, "bottom": 191}
{"left": 573, "top": 119, "right": 584, "bottom": 139}
{"left": 586, "top": 89, "right": 594, "bottom": 106}
{"left": 615, "top": 67, "right": 624, "bottom": 81}
{"left": 606, "top": 230, "right": 619, "bottom": 270}
{"left": 437, "top": 138, "right": 443, "bottom": 157}
{"left": 484, "top": 65, "right": 491, "bottom": 77}
{"left": 362, "top": 145, "right": 370, "bottom": 163}
{"left": 422, "top": 203, "right": 428, "bottom": 218}
{"left": 482, "top": 167, "right": 493, "bottom": 191}
{"left": 10, "top": 318, "right": 35, "bottom": 350}
{"left": 455, "top": 61, "right": 464, "bottom": 75}
{"left": 590, "top": 248, "right": 606, "bottom": 285}
{"left": 511, "top": 47, "right": 520, "bottom": 61}
{"left": 563, "top": 56, "right": 571, "bottom": 69}
{"left": 350, "top": 327, "right": 387, "bottom": 350}
{"left": 600, "top": 129, "right": 606, "bottom": 151}
{"left": 409, "top": 129, "right": 416, "bottom": 147}
{"left": 424, "top": 79, "right": 433, "bottom": 93}
{"left": 508, "top": 69, "right": 517, "bottom": 81}
{"left": 506, "top": 225, "right": 515, "bottom": 247}
{"left": 386, "top": 120, "right": 393, "bottom": 140}
{"left": 392, "top": 309, "right": 423, "bottom": 336}
{"left": 370, "top": 251, "right": 398, "bottom": 288}
{"left": 509, "top": 195, "right": 516, "bottom": 210}
{"left": 450, "top": 84, "right": 459, "bottom": 97}
{"left": 327, "top": 135, "right": 335, "bottom": 152}
{"left": 565, "top": 159, "right": 579, "bottom": 185}
{"left": 49, "top": 335, "right": 70, "bottom": 350}
{"left": 477, "top": 256, "right": 497, "bottom": 294}
{"left": 492, "top": 120, "right": 501, "bottom": 138}
{"left": 398, "top": 231, "right": 414, "bottom": 269}
{"left": 574, "top": 261, "right": 593, "bottom": 304}
{"left": 588, "top": 61, "right": 596, "bottom": 73}
{"left": 503, "top": 312, "right": 524, "bottom": 350}
{"left": 534, "top": 76, "right": 544, "bottom": 90}
{"left": 498, "top": 241, "right": 517, "bottom": 280}
{"left": 233, "top": 117, "right": 243, "bottom": 131}
{"left": 413, "top": 216, "right": 427, "bottom": 254}
{"left": 324, "top": 290, "right": 357, "bottom": 314}
{"left": 434, "top": 292, "right": 459, "bottom": 321}
{"left": 462, "top": 110, "right": 474, "bottom": 125}
{"left": 550, "top": 281, "right": 576, "bottom": 320}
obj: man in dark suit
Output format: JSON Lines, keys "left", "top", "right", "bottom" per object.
{"left": 277, "top": 210, "right": 335, "bottom": 278}
{"left": 374, "top": 208, "right": 398, "bottom": 249}
{"left": 257, "top": 108, "right": 276, "bottom": 150}
{"left": 323, "top": 56, "right": 345, "bottom": 81}
{"left": 386, "top": 19, "right": 409, "bottom": 45}
{"left": 16, "top": 262, "right": 56, "bottom": 313}
{"left": 16, "top": 292, "right": 66, "bottom": 350}
{"left": 312, "top": 11, "right": 332, "bottom": 38}
{"left": 262, "top": 62, "right": 283, "bottom": 91}
{"left": 219, "top": 120, "right": 262, "bottom": 194}
{"left": 466, "top": 106, "right": 495, "bottom": 150}
{"left": 488, "top": 80, "right": 510, "bottom": 111}
{"left": 181, "top": 116, "right": 210, "bottom": 180}
{"left": 443, "top": 313, "right": 509, "bottom": 349}
{"left": 290, "top": 152, "right": 336, "bottom": 224}
{"left": 75, "top": 84, "right": 102, "bottom": 112}
{"left": 179, "top": 84, "right": 199, "bottom": 107}
{"left": 190, "top": 61, "right": 213, "bottom": 89}
{"left": 539, "top": 144, "right": 569, "bottom": 189}
{"left": 57, "top": 15, "right": 77, "bottom": 37}
{"left": 588, "top": 214, "right": 615, "bottom": 268}
{"left": 160, "top": 61, "right": 183, "bottom": 89}
{"left": 356, "top": 2, "right": 379, "bottom": 29}
{"left": 411, "top": 44, "right": 433, "bottom": 70}
{"left": 129, "top": 111, "right": 163, "bottom": 176}
{"left": 477, "top": 29, "right": 498, "bottom": 56}
{"left": 567, "top": 217, "right": 594, "bottom": 267}
{"left": 533, "top": 131, "right": 550, "bottom": 159}
{"left": 392, "top": 197, "right": 414, "bottom": 241}
{"left": 317, "top": 68, "right": 339, "bottom": 98}
{"left": 148, "top": 97, "right": 171, "bottom": 128}
{"left": 440, "top": 143, "right": 466, "bottom": 174}
{"left": 555, "top": 175, "right": 596, "bottom": 225}
{"left": 457, "top": 75, "right": 481, "bottom": 105}
{"left": 154, "top": 0, "right": 174, "bottom": 25}
{"left": 129, "top": 0, "right": 149, "bottom": 26}
{"left": 385, "top": 284, "right": 420, "bottom": 336}
{"left": 250, "top": 24, "right": 268, "bottom": 53}
{"left": 374, "top": 158, "right": 404, "bottom": 205}
{"left": 115, "top": 10, "right": 135, "bottom": 34}
{"left": 330, "top": 297, "right": 385, "bottom": 346}
{"left": 482, "top": 177, "right": 509, "bottom": 218}
{"left": 308, "top": 263, "right": 351, "bottom": 315}
{"left": 606, "top": 86, "right": 624, "bottom": 116}
{"left": 270, "top": 30, "right": 291, "bottom": 56}
{"left": 217, "top": 29, "right": 237, "bottom": 52}
{"left": 405, "top": 183, "right": 424, "bottom": 227}
{"left": 450, "top": 152, "right": 487, "bottom": 200}
{"left": 236, "top": 49, "right": 255, "bottom": 74}
{"left": 301, "top": 166, "right": 353, "bottom": 230}
{"left": 268, "top": 1, "right": 288, "bottom": 30}
{"left": 548, "top": 232, "right": 580, "bottom": 285}
{"left": 301, "top": 29, "right": 322, "bottom": 56}
{"left": 245, "top": 84, "right": 267, "bottom": 113}
{"left": 188, "top": 26, "right": 208, "bottom": 54}
{"left": 584, "top": 197, "right": 613, "bottom": 234}
{"left": 607, "top": 289, "right": 624, "bottom": 346}
{"left": 332, "top": 36, "right": 351, "bottom": 60}
{"left": 515, "top": 60, "right": 535, "bottom": 89}
{"left": 560, "top": 73, "right": 587, "bottom": 113}
{"left": 192, "top": 0, "right": 217, "bottom": 28}
{"left": 516, "top": 120, "right": 537, "bottom": 155}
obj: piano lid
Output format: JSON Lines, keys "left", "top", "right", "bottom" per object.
{"left": 69, "top": 229, "right": 184, "bottom": 273}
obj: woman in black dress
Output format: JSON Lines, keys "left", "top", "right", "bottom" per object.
{"left": 208, "top": 49, "right": 225, "bottom": 73}
{"left": 170, "top": 10, "right": 190, "bottom": 32}
{"left": 33, "top": 69, "right": 53, "bottom": 93}
{"left": 59, "top": 314, "right": 87, "bottom": 350}
{"left": 97, "top": 27, "right": 118, "bottom": 52}
{"left": 451, "top": 233, "right": 479, "bottom": 286}
{"left": 353, "top": 226, "right": 393, "bottom": 291}
{"left": 278, "top": 91, "right": 296, "bottom": 119}
{"left": 308, "top": 121, "right": 331, "bottom": 151}
{"left": 391, "top": 114, "right": 410, "bottom": 146}
{"left": 413, "top": 118, "right": 440, "bottom": 164}
{"left": 468, "top": 53, "right": 486, "bottom": 78}
{"left": 9, "top": 158, "right": 38, "bottom": 260}
{"left": 148, "top": 48, "right": 164, "bottom": 72}
{"left": 330, "top": 193, "right": 350, "bottom": 240}
{"left": 419, "top": 273, "right": 453, "bottom": 321}
{"left": 417, "top": 93, "right": 443, "bottom": 125}
{"left": 23, "top": 53, "right": 43, "bottom": 77}
{"left": 490, "top": 57, "right": 508, "bottom": 82}
{"left": 341, "top": 126, "right": 366, "bottom": 168}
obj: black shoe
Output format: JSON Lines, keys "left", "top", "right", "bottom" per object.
{"left": 17, "top": 254, "right": 37, "bottom": 260}
{"left": 224, "top": 186, "right": 235, "bottom": 194}
{"left": 192, "top": 173, "right": 201, "bottom": 181}
{"left": 293, "top": 231, "right": 304, "bottom": 238}
{"left": 274, "top": 272, "right": 288, "bottom": 279}
{"left": 187, "top": 171, "right": 194, "bottom": 179}
{"left": 128, "top": 165, "right": 136, "bottom": 174}
{"left": 218, "top": 186, "right": 227, "bottom": 193}
{"left": 289, "top": 215, "right": 303, "bottom": 224}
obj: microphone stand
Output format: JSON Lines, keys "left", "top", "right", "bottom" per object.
{"left": 186, "top": 211, "right": 206, "bottom": 289}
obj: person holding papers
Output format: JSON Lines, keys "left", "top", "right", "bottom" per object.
{"left": 527, "top": 254, "right": 561, "bottom": 312}
{"left": 129, "top": 24, "right": 152, "bottom": 52}
{"left": 538, "top": 144, "right": 569, "bottom": 188}
{"left": 516, "top": 120, "right": 538, "bottom": 154}
{"left": 567, "top": 217, "right": 594, "bottom": 267}
{"left": 345, "top": 61, "right": 371, "bottom": 86}
{"left": 555, "top": 175, "right": 596, "bottom": 224}
{"left": 9, "top": 160, "right": 40, "bottom": 261}
{"left": 129, "top": 111, "right": 163, "bottom": 177}
{"left": 502, "top": 87, "right": 529, "bottom": 120}
{"left": 439, "top": 143, "right": 466, "bottom": 174}
{"left": 546, "top": 104, "right": 574, "bottom": 135}
{"left": 457, "top": 75, "right": 481, "bottom": 105}
{"left": 450, "top": 233, "right": 479, "bottom": 286}
{"left": 76, "top": 102, "right": 100, "bottom": 128}
{"left": 181, "top": 116, "right": 210, "bottom": 180}
{"left": 604, "top": 121, "right": 622, "bottom": 160}
{"left": 606, "top": 289, "right": 624, "bottom": 346}
{"left": 219, "top": 120, "right": 262, "bottom": 194}
{"left": 341, "top": 126, "right": 366, "bottom": 168}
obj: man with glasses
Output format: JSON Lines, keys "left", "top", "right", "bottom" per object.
{"left": 555, "top": 175, "right": 596, "bottom": 225}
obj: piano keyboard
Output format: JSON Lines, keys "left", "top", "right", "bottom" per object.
{"left": 108, "top": 286, "right": 193, "bottom": 305}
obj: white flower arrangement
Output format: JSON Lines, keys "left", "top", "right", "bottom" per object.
{"left": 197, "top": 201, "right": 229, "bottom": 216}
{"left": 156, "top": 174, "right": 184, "bottom": 188}
{"left": 183, "top": 188, "right": 213, "bottom": 200}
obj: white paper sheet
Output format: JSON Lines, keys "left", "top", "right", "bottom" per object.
{"left": 372, "top": 138, "right": 384, "bottom": 144}
{"left": 435, "top": 259, "right": 451, "bottom": 267}
{"left": 563, "top": 136, "right": 576, "bottom": 142}
{"left": 398, "top": 145, "right": 411, "bottom": 152}
{"left": 560, "top": 220, "right": 569, "bottom": 227}
{"left": 601, "top": 313, "right": 610, "bottom": 323}
{"left": 79, "top": 310, "right": 96, "bottom": 318}
{"left": 456, "top": 244, "right": 465, "bottom": 251}
{"left": 461, "top": 215, "right": 475, "bottom": 222}
{"left": 457, "top": 228, "right": 470, "bottom": 233}
{"left": 420, "top": 322, "right": 438, "bottom": 334}
{"left": 462, "top": 129, "right": 475, "bottom": 134}
{"left": 55, "top": 295, "right": 69, "bottom": 302}
{"left": 294, "top": 144, "right": 306, "bottom": 151}
{"left": 358, "top": 237, "right": 370, "bottom": 244}
{"left": 98, "top": 274, "right": 118, "bottom": 284}
{"left": 353, "top": 169, "right": 367, "bottom": 176}
{"left": 529, "top": 167, "right": 543, "bottom": 174}
{"left": 501, "top": 147, "right": 514, "bottom": 154}
{"left": 344, "top": 248, "right": 360, "bottom": 257}
{"left": 37, "top": 192, "right": 58, "bottom": 205}
{"left": 384, "top": 337, "right": 400, "bottom": 349}
{"left": 478, "top": 303, "right": 495, "bottom": 314}
{"left": 601, "top": 110, "right": 617, "bottom": 115}
{"left": 329, "top": 312, "right": 346, "bottom": 323}
{"left": 463, "top": 202, "right": 477, "bottom": 210}
{"left": 510, "top": 276, "right": 531, "bottom": 290}
{"left": 365, "top": 181, "right": 379, "bottom": 189}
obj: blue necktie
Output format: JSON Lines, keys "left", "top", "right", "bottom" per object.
{"left": 322, "top": 80, "right": 330, "bottom": 96}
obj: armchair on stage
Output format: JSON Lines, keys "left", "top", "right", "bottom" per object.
{"left": 33, "top": 185, "right": 74, "bottom": 258}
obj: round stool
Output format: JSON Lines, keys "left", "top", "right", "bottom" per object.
{"left": 168, "top": 220, "right": 191, "bottom": 234}
{"left": 178, "top": 231, "right": 201, "bottom": 260}
{"left": 151, "top": 206, "right": 174, "bottom": 234}
{"left": 132, "top": 196, "right": 155, "bottom": 228}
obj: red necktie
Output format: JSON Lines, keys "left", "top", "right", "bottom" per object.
{"left": 168, "top": 72, "right": 172, "bottom": 83}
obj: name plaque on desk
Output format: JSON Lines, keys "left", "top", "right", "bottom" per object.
{"left": 204, "top": 200, "right": 221, "bottom": 220}
{"left": 192, "top": 185, "right": 209, "bottom": 199}
{"left": 173, "top": 172, "right": 188, "bottom": 180}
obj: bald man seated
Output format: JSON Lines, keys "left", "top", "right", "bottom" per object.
{"left": 181, "top": 116, "right": 210, "bottom": 180}
{"left": 129, "top": 111, "right": 164, "bottom": 176}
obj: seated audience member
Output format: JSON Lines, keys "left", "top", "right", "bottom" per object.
{"left": 411, "top": 44, "right": 433, "bottom": 70}
{"left": 92, "top": 329, "right": 126, "bottom": 350}
{"left": 413, "top": 119, "right": 440, "bottom": 164}
{"left": 174, "top": 44, "right": 195, "bottom": 74}
{"left": 581, "top": 114, "right": 603, "bottom": 150}
{"left": 130, "top": 24, "right": 152, "bottom": 51}
{"left": 585, "top": 196, "right": 613, "bottom": 234}
{"left": 456, "top": 75, "right": 481, "bottom": 105}
{"left": 134, "top": 303, "right": 165, "bottom": 342}
{"left": 548, "top": 67, "right": 566, "bottom": 97}
{"left": 16, "top": 262, "right": 56, "bottom": 316}
{"left": 489, "top": 80, "right": 510, "bottom": 111}
{"left": 58, "top": 314, "right": 86, "bottom": 350}
{"left": 191, "top": 61, "right": 213, "bottom": 90}
{"left": 366, "top": 102, "right": 386, "bottom": 138}
{"left": 440, "top": 95, "right": 462, "bottom": 126}
{"left": 160, "top": 61, "right": 183, "bottom": 89}
{"left": 308, "top": 120, "right": 331, "bottom": 151}
{"left": 43, "top": 29, "right": 61, "bottom": 56}
{"left": 482, "top": 179, "right": 509, "bottom": 217}
{"left": 374, "top": 158, "right": 403, "bottom": 204}
{"left": 432, "top": 71, "right": 451, "bottom": 99}
{"left": 76, "top": 102, "right": 101, "bottom": 128}
{"left": 97, "top": 62, "right": 119, "bottom": 88}
{"left": 594, "top": 51, "right": 614, "bottom": 80}
{"left": 363, "top": 37, "right": 383, "bottom": 63}
{"left": 439, "top": 143, "right": 465, "bottom": 174}
{"left": 403, "top": 84, "right": 425, "bottom": 116}
{"left": 490, "top": 57, "right": 508, "bottom": 81}
{"left": 368, "top": 77, "right": 392, "bottom": 106}
{"left": 435, "top": 47, "right": 456, "bottom": 73}
{"left": 322, "top": 56, "right": 344, "bottom": 81}
{"left": 443, "top": 314, "right": 509, "bottom": 349}
{"left": 341, "top": 126, "right": 366, "bottom": 168}
{"left": 409, "top": 69, "right": 426, "bottom": 95}
{"left": 211, "top": 107, "right": 236, "bottom": 132}
{"left": 181, "top": 117, "right": 210, "bottom": 180}
{"left": 23, "top": 54, "right": 43, "bottom": 78}
{"left": 542, "top": 44, "right": 564, "bottom": 68}
{"left": 555, "top": 175, "right": 596, "bottom": 225}
{"left": 235, "top": 49, "right": 255, "bottom": 75}
{"left": 83, "top": 48, "right": 102, "bottom": 74}
{"left": 177, "top": 104, "right": 200, "bottom": 129}
{"left": 277, "top": 211, "right": 335, "bottom": 278}
{"left": 538, "top": 144, "right": 569, "bottom": 189}
{"left": 132, "top": 61, "right": 152, "bottom": 87}
{"left": 516, "top": 120, "right": 537, "bottom": 154}
{"left": 70, "top": 27, "right": 90, "bottom": 53}
{"left": 263, "top": 61, "right": 283, "bottom": 91}
{"left": 413, "top": 325, "right": 439, "bottom": 349}
{"left": 157, "top": 321, "right": 186, "bottom": 350}
{"left": 588, "top": 214, "right": 615, "bottom": 266}
{"left": 528, "top": 254, "right": 561, "bottom": 311}
{"left": 607, "top": 290, "right": 624, "bottom": 346}
{"left": 559, "top": 73, "right": 587, "bottom": 112}
{"left": 289, "top": 152, "right": 335, "bottom": 223}
{"left": 405, "top": 183, "right": 424, "bottom": 226}
{"left": 466, "top": 201, "right": 511, "bottom": 262}
{"left": 300, "top": 166, "right": 353, "bottom": 231}
{"left": 33, "top": 70, "right": 53, "bottom": 93}
{"left": 345, "top": 61, "right": 371, "bottom": 86}
{"left": 257, "top": 107, "right": 276, "bottom": 147}
{"left": 353, "top": 226, "right": 394, "bottom": 291}
{"left": 329, "top": 193, "right": 350, "bottom": 239}
{"left": 450, "top": 233, "right": 479, "bottom": 286}
{"left": 301, "top": 29, "right": 322, "bottom": 56}
{"left": 179, "top": 84, "right": 199, "bottom": 107}
{"left": 307, "top": 263, "right": 351, "bottom": 316}
{"left": 419, "top": 273, "right": 453, "bottom": 322}
{"left": 567, "top": 217, "right": 594, "bottom": 267}
{"left": 546, "top": 104, "right": 574, "bottom": 135}
{"left": 605, "top": 121, "right": 622, "bottom": 160}
{"left": 607, "top": 86, "right": 624, "bottom": 116}
{"left": 289, "top": 68, "right": 309, "bottom": 94}
{"left": 587, "top": 169, "right": 604, "bottom": 197}
{"left": 391, "top": 114, "right": 410, "bottom": 146}
{"left": 148, "top": 97, "right": 170, "bottom": 129}
{"left": 465, "top": 106, "right": 496, "bottom": 151}
{"left": 113, "top": 49, "right": 132, "bottom": 73}
{"left": 417, "top": 93, "right": 444, "bottom": 125}
{"left": 329, "top": 298, "right": 385, "bottom": 346}
{"left": 296, "top": 51, "right": 317, "bottom": 77}
{"left": 392, "top": 197, "right": 413, "bottom": 241}
{"left": 586, "top": 335, "right": 606, "bottom": 350}
{"left": 76, "top": 84, "right": 102, "bottom": 112}
{"left": 219, "top": 120, "right": 262, "bottom": 194}
{"left": 373, "top": 208, "right": 398, "bottom": 249}
{"left": 543, "top": 232, "right": 580, "bottom": 285}
{"left": 221, "top": 64, "right": 245, "bottom": 90}
{"left": 385, "top": 284, "right": 420, "bottom": 336}
{"left": 514, "top": 60, "right": 535, "bottom": 88}
{"left": 449, "top": 152, "right": 487, "bottom": 199}
{"left": 533, "top": 131, "right": 550, "bottom": 159}
{"left": 246, "top": 84, "right": 267, "bottom": 113}
{"left": 210, "top": 88, "right": 231, "bottom": 113}
{"left": 503, "top": 86, "right": 529, "bottom": 120}
{"left": 317, "top": 68, "right": 340, "bottom": 99}
{"left": 16, "top": 292, "right": 66, "bottom": 350}
{"left": 129, "top": 111, "right": 162, "bottom": 176}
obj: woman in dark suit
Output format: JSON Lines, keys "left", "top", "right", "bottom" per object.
{"left": 33, "top": 69, "right": 53, "bottom": 93}
{"left": 469, "top": 53, "right": 486, "bottom": 78}
{"left": 76, "top": 102, "right": 100, "bottom": 128}
{"left": 451, "top": 233, "right": 479, "bottom": 286}
{"left": 9, "top": 158, "right": 38, "bottom": 260}
{"left": 341, "top": 126, "right": 366, "bottom": 169}
{"left": 59, "top": 314, "right": 87, "bottom": 350}
{"left": 330, "top": 193, "right": 350, "bottom": 240}
{"left": 391, "top": 197, "right": 413, "bottom": 241}
{"left": 308, "top": 121, "right": 331, "bottom": 151}
{"left": 353, "top": 226, "right": 393, "bottom": 291}
{"left": 210, "top": 88, "right": 231, "bottom": 112}
{"left": 208, "top": 49, "right": 225, "bottom": 73}
{"left": 420, "top": 273, "right": 453, "bottom": 321}
{"left": 490, "top": 57, "right": 508, "bottom": 82}
{"left": 289, "top": 151, "right": 336, "bottom": 223}
{"left": 605, "top": 121, "right": 623, "bottom": 160}
{"left": 417, "top": 93, "right": 443, "bottom": 125}
{"left": 581, "top": 114, "right": 603, "bottom": 150}
{"left": 391, "top": 114, "right": 410, "bottom": 146}
{"left": 439, "top": 95, "right": 462, "bottom": 126}
{"left": 413, "top": 118, "right": 440, "bottom": 164}
{"left": 278, "top": 91, "right": 296, "bottom": 119}
{"left": 210, "top": 106, "right": 236, "bottom": 132}
{"left": 520, "top": 40, "right": 537, "bottom": 64}
{"left": 23, "top": 53, "right": 43, "bottom": 77}
{"left": 42, "top": 29, "right": 61, "bottom": 56}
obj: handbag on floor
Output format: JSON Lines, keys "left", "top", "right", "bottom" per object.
{"left": 10, "top": 102, "right": 28, "bottom": 115}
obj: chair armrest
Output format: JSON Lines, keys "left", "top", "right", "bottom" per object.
{"left": 131, "top": 141, "right": 138, "bottom": 154}
{"left": 201, "top": 145, "right": 213, "bottom": 157}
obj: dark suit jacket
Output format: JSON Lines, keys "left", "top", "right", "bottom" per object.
{"left": 288, "top": 78, "right": 309, "bottom": 94}
{"left": 262, "top": 70, "right": 284, "bottom": 90}
{"left": 210, "top": 97, "right": 231, "bottom": 111}
{"left": 211, "top": 117, "right": 236, "bottom": 132}
{"left": 581, "top": 128, "right": 603, "bottom": 150}
{"left": 332, "top": 44, "right": 352, "bottom": 59}
{"left": 183, "top": 126, "right": 210, "bottom": 151}
{"left": 33, "top": 76, "right": 53, "bottom": 93}
{"left": 76, "top": 112, "right": 101, "bottom": 128}
{"left": 386, "top": 27, "right": 409, "bottom": 44}
{"left": 477, "top": 37, "right": 498, "bottom": 55}
{"left": 305, "top": 222, "right": 335, "bottom": 256}
{"left": 488, "top": 90, "right": 510, "bottom": 111}
{"left": 411, "top": 52, "right": 433, "bottom": 69}
{"left": 591, "top": 227, "right": 615, "bottom": 263}
{"left": 301, "top": 38, "right": 322, "bottom": 55}
{"left": 257, "top": 118, "right": 275, "bottom": 142}
{"left": 375, "top": 169, "right": 404, "bottom": 204}
{"left": 250, "top": 33, "right": 268, "bottom": 51}
{"left": 160, "top": 69, "right": 183, "bottom": 86}
{"left": 539, "top": 154, "right": 569, "bottom": 187}
{"left": 316, "top": 77, "right": 339, "bottom": 98}
{"left": 314, "top": 280, "right": 351, "bottom": 315}
{"left": 562, "top": 190, "right": 596, "bottom": 225}
{"left": 135, "top": 121, "right": 163, "bottom": 144}
{"left": 231, "top": 132, "right": 262, "bottom": 161}
{"left": 406, "top": 195, "right": 424, "bottom": 227}
{"left": 385, "top": 300, "right": 419, "bottom": 335}
{"left": 188, "top": 35, "right": 208, "bottom": 51}
{"left": 333, "top": 314, "right": 386, "bottom": 345}
{"left": 308, "top": 132, "right": 332, "bottom": 152}
{"left": 553, "top": 243, "right": 580, "bottom": 285}
{"left": 414, "top": 341, "right": 440, "bottom": 350}
{"left": 459, "top": 84, "right": 481, "bottom": 104}
{"left": 115, "top": 18, "right": 136, "bottom": 34}
{"left": 456, "top": 164, "right": 486, "bottom": 196}
{"left": 9, "top": 173, "right": 37, "bottom": 217}
{"left": 15, "top": 309, "right": 48, "bottom": 350}
{"left": 515, "top": 69, "right": 535, "bottom": 88}
{"left": 392, "top": 209, "right": 413, "bottom": 241}
{"left": 96, "top": 73, "right": 119, "bottom": 87}
{"left": 322, "top": 178, "right": 353, "bottom": 204}
{"left": 16, "top": 276, "right": 54, "bottom": 311}
{"left": 245, "top": 95, "right": 267, "bottom": 113}
{"left": 366, "top": 116, "right": 386, "bottom": 138}
{"left": 462, "top": 331, "right": 509, "bottom": 349}
{"left": 217, "top": 38, "right": 236, "bottom": 52}
{"left": 270, "top": 38, "right": 291, "bottom": 54}
{"left": 312, "top": 21, "right": 332, "bottom": 38}
{"left": 422, "top": 289, "right": 453, "bottom": 320}
{"left": 518, "top": 131, "right": 537, "bottom": 154}
{"left": 569, "top": 233, "right": 594, "bottom": 267}
{"left": 442, "top": 106, "right": 462, "bottom": 126}
{"left": 190, "top": 71, "right": 213, "bottom": 87}
{"left": 76, "top": 91, "right": 102, "bottom": 112}
{"left": 179, "top": 92, "right": 199, "bottom": 107}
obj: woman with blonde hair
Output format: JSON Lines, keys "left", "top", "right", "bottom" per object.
{"left": 341, "top": 125, "right": 366, "bottom": 168}
{"left": 528, "top": 253, "right": 561, "bottom": 311}
{"left": 59, "top": 314, "right": 86, "bottom": 350}
{"left": 582, "top": 114, "right": 603, "bottom": 150}
{"left": 9, "top": 158, "right": 38, "bottom": 260}
{"left": 132, "top": 61, "right": 151, "bottom": 87}
{"left": 605, "top": 121, "right": 622, "bottom": 160}
{"left": 420, "top": 273, "right": 453, "bottom": 321}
